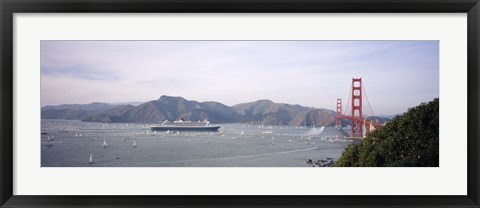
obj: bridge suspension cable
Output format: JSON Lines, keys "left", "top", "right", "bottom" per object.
{"left": 343, "top": 86, "right": 352, "bottom": 115}
{"left": 362, "top": 82, "right": 375, "bottom": 117}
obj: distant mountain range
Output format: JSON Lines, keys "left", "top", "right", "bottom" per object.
{"left": 41, "top": 95, "right": 390, "bottom": 127}
{"left": 41, "top": 102, "right": 117, "bottom": 120}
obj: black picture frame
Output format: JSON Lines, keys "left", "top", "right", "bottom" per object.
{"left": 1, "top": 0, "right": 479, "bottom": 207}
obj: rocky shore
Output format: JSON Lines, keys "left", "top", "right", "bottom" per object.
{"left": 306, "top": 157, "right": 336, "bottom": 167}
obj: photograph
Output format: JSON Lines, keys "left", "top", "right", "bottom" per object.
{"left": 40, "top": 40, "right": 439, "bottom": 167}
{"left": 2, "top": 0, "right": 477, "bottom": 207}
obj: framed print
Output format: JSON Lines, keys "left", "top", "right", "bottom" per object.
{"left": 1, "top": 0, "right": 479, "bottom": 207}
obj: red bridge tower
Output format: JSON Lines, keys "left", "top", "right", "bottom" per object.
{"left": 351, "top": 78, "right": 363, "bottom": 138}
{"left": 335, "top": 98, "right": 342, "bottom": 128}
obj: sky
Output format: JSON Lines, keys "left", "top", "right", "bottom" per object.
{"left": 41, "top": 41, "right": 439, "bottom": 115}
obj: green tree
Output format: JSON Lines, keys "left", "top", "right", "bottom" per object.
{"left": 336, "top": 98, "right": 439, "bottom": 167}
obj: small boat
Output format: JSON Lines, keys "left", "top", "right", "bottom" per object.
{"left": 103, "top": 140, "right": 108, "bottom": 149}
{"left": 133, "top": 140, "right": 136, "bottom": 148}
{"left": 261, "top": 131, "right": 273, "bottom": 134}
{"left": 240, "top": 131, "right": 244, "bottom": 136}
{"left": 88, "top": 154, "right": 94, "bottom": 164}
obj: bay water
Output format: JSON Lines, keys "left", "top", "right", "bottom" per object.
{"left": 41, "top": 119, "right": 353, "bottom": 167}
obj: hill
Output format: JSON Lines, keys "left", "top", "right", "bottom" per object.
{"left": 42, "top": 102, "right": 116, "bottom": 111}
{"left": 80, "top": 105, "right": 136, "bottom": 123}
{"left": 232, "top": 100, "right": 334, "bottom": 126}
{"left": 289, "top": 109, "right": 336, "bottom": 127}
{"left": 82, "top": 96, "right": 243, "bottom": 123}
{"left": 41, "top": 109, "right": 97, "bottom": 120}
{"left": 336, "top": 98, "right": 439, "bottom": 167}
{"left": 41, "top": 102, "right": 117, "bottom": 120}
{"left": 43, "top": 95, "right": 338, "bottom": 127}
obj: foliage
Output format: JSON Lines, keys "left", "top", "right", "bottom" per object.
{"left": 336, "top": 98, "right": 439, "bottom": 167}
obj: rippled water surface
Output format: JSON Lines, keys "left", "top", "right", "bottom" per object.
{"left": 41, "top": 119, "right": 353, "bottom": 167}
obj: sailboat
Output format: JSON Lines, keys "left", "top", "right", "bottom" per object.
{"left": 133, "top": 140, "right": 136, "bottom": 148}
{"left": 88, "top": 154, "right": 94, "bottom": 164}
{"left": 240, "top": 131, "right": 244, "bottom": 136}
{"left": 103, "top": 140, "right": 108, "bottom": 149}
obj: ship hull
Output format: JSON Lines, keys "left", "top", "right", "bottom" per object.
{"left": 150, "top": 126, "right": 220, "bottom": 132}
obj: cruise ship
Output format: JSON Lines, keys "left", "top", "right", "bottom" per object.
{"left": 150, "top": 119, "right": 221, "bottom": 132}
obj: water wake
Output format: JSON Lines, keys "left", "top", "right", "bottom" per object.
{"left": 304, "top": 126, "right": 325, "bottom": 136}
{"left": 152, "top": 147, "right": 318, "bottom": 165}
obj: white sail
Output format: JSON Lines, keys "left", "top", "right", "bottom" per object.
{"left": 362, "top": 120, "right": 367, "bottom": 138}
{"left": 89, "top": 154, "right": 94, "bottom": 164}
{"left": 103, "top": 140, "right": 107, "bottom": 148}
{"left": 133, "top": 140, "right": 136, "bottom": 147}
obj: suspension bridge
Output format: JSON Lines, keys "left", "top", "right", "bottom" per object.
{"left": 335, "top": 78, "right": 384, "bottom": 139}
